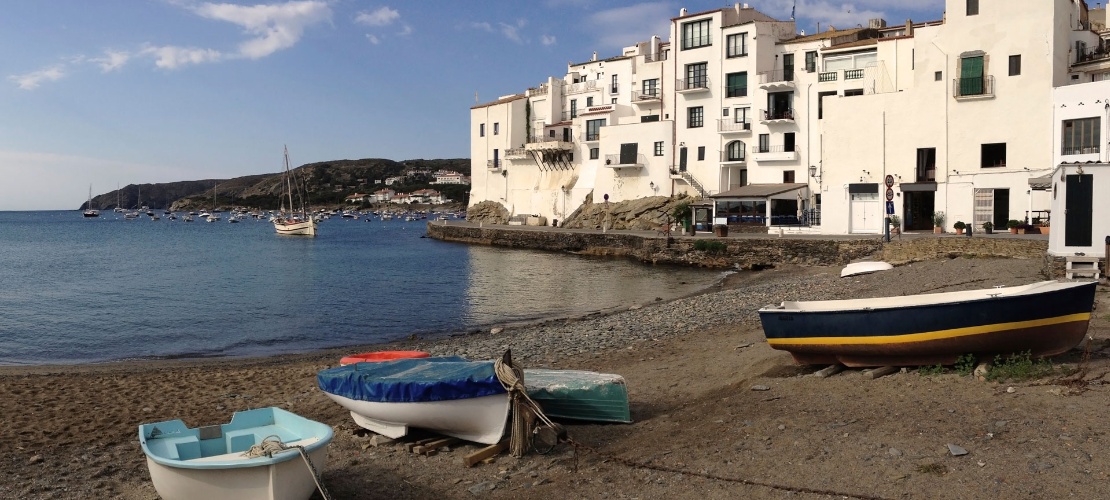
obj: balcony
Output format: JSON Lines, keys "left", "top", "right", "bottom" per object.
{"left": 717, "top": 119, "right": 751, "bottom": 134}
{"left": 759, "top": 108, "right": 795, "bottom": 124}
{"left": 564, "top": 80, "right": 598, "bottom": 95}
{"left": 525, "top": 134, "right": 574, "bottom": 151}
{"left": 527, "top": 84, "right": 549, "bottom": 97}
{"left": 1076, "top": 47, "right": 1110, "bottom": 64}
{"left": 504, "top": 148, "right": 529, "bottom": 159}
{"left": 1062, "top": 146, "right": 1100, "bottom": 156}
{"left": 818, "top": 71, "right": 838, "bottom": 82}
{"left": 719, "top": 150, "right": 746, "bottom": 164}
{"left": 676, "top": 77, "right": 710, "bottom": 94}
{"left": 562, "top": 110, "right": 577, "bottom": 121}
{"left": 643, "top": 52, "right": 667, "bottom": 63}
{"left": 632, "top": 90, "right": 661, "bottom": 104}
{"left": 486, "top": 159, "right": 502, "bottom": 170}
{"left": 844, "top": 69, "right": 865, "bottom": 80}
{"left": 953, "top": 75, "right": 995, "bottom": 100}
{"left": 751, "top": 145, "right": 799, "bottom": 162}
{"left": 603, "top": 153, "right": 646, "bottom": 168}
{"left": 757, "top": 69, "right": 795, "bottom": 90}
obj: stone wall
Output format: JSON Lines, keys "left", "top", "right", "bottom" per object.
{"left": 881, "top": 236, "right": 1052, "bottom": 278}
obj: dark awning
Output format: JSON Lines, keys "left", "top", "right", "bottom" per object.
{"left": 1028, "top": 175, "right": 1052, "bottom": 190}
{"left": 712, "top": 183, "right": 808, "bottom": 199}
{"left": 900, "top": 182, "right": 937, "bottom": 192}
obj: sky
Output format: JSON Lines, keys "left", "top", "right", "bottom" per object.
{"left": 0, "top": 0, "right": 945, "bottom": 210}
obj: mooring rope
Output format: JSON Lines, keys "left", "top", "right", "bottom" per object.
{"left": 242, "top": 435, "right": 332, "bottom": 500}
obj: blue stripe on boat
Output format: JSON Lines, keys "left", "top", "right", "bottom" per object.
{"left": 317, "top": 357, "right": 507, "bottom": 403}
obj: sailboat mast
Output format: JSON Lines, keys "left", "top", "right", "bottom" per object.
{"left": 284, "top": 146, "right": 296, "bottom": 217}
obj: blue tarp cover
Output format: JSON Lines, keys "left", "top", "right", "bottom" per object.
{"left": 317, "top": 357, "right": 507, "bottom": 403}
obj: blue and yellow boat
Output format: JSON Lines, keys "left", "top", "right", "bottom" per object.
{"left": 758, "top": 280, "right": 1097, "bottom": 367}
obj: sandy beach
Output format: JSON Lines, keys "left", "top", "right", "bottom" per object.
{"left": 3, "top": 257, "right": 1108, "bottom": 499}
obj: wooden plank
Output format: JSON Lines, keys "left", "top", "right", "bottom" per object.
{"left": 814, "top": 364, "right": 844, "bottom": 378}
{"left": 462, "top": 440, "right": 509, "bottom": 467}
{"left": 404, "top": 437, "right": 440, "bottom": 453}
{"left": 413, "top": 437, "right": 460, "bottom": 455}
{"left": 866, "top": 366, "right": 897, "bottom": 379}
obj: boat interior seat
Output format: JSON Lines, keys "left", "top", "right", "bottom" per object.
{"left": 188, "top": 437, "right": 320, "bottom": 463}
{"left": 172, "top": 437, "right": 202, "bottom": 460}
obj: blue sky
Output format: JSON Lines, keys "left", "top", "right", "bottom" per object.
{"left": 0, "top": 0, "right": 944, "bottom": 210}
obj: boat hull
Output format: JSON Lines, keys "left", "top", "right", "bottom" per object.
{"left": 758, "top": 281, "right": 1097, "bottom": 367}
{"left": 524, "top": 369, "right": 632, "bottom": 424}
{"left": 274, "top": 219, "right": 316, "bottom": 236}
{"left": 144, "top": 445, "right": 327, "bottom": 500}
{"left": 323, "top": 392, "right": 510, "bottom": 444}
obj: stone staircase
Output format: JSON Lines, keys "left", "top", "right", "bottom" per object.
{"left": 677, "top": 171, "right": 709, "bottom": 198}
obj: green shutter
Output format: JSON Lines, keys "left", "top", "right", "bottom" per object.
{"left": 960, "top": 56, "right": 983, "bottom": 95}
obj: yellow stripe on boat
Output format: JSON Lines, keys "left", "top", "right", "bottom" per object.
{"left": 767, "top": 312, "right": 1091, "bottom": 346}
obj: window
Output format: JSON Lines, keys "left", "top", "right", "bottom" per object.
{"left": 686, "top": 62, "right": 708, "bottom": 88}
{"left": 725, "top": 140, "right": 744, "bottom": 161}
{"left": 585, "top": 118, "right": 605, "bottom": 141}
{"left": 697, "top": 146, "right": 705, "bottom": 161}
{"left": 783, "top": 53, "right": 795, "bottom": 81}
{"left": 959, "top": 55, "right": 985, "bottom": 95}
{"left": 935, "top": 71, "right": 943, "bottom": 81}
{"left": 817, "top": 91, "right": 836, "bottom": 119}
{"left": 641, "top": 115, "right": 660, "bottom": 122}
{"left": 722, "top": 108, "right": 729, "bottom": 117}
{"left": 726, "top": 33, "right": 747, "bottom": 57}
{"left": 654, "top": 141, "right": 664, "bottom": 156}
{"left": 687, "top": 106, "right": 704, "bottom": 128}
{"left": 479, "top": 123, "right": 485, "bottom": 137}
{"left": 916, "top": 148, "right": 937, "bottom": 181}
{"left": 611, "top": 98, "right": 617, "bottom": 104}
{"left": 734, "top": 107, "right": 750, "bottom": 127}
{"left": 611, "top": 74, "right": 618, "bottom": 93}
{"left": 493, "top": 122, "right": 499, "bottom": 135}
{"left": 642, "top": 78, "right": 659, "bottom": 97}
{"left": 981, "top": 143, "right": 1006, "bottom": 168}
{"left": 758, "top": 134, "right": 770, "bottom": 153}
{"left": 570, "top": 99, "right": 578, "bottom": 118}
{"left": 783, "top": 171, "right": 795, "bottom": 183}
{"left": 589, "top": 147, "right": 599, "bottom": 160}
{"left": 784, "top": 132, "right": 796, "bottom": 152}
{"left": 805, "top": 51, "right": 817, "bottom": 72}
{"left": 967, "top": 0, "right": 978, "bottom": 16}
{"left": 586, "top": 96, "right": 594, "bottom": 107}
{"left": 1009, "top": 55, "right": 1021, "bottom": 76}
{"left": 844, "top": 89, "right": 864, "bottom": 97}
{"left": 682, "top": 19, "right": 711, "bottom": 50}
{"left": 1062, "top": 117, "right": 1100, "bottom": 155}
{"left": 725, "top": 72, "right": 748, "bottom": 98}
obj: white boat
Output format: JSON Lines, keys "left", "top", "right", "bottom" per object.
{"left": 274, "top": 146, "right": 317, "bottom": 237}
{"left": 317, "top": 357, "right": 509, "bottom": 444}
{"left": 83, "top": 185, "right": 100, "bottom": 217}
{"left": 840, "top": 261, "right": 894, "bottom": 278}
{"left": 139, "top": 407, "right": 332, "bottom": 500}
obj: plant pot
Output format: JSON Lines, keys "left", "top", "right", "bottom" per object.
{"left": 983, "top": 228, "right": 992, "bottom": 234}
{"left": 1009, "top": 228, "right": 1018, "bottom": 234}
{"left": 1040, "top": 227, "right": 1050, "bottom": 235}
{"left": 955, "top": 228, "right": 964, "bottom": 235}
{"left": 934, "top": 227, "right": 942, "bottom": 234}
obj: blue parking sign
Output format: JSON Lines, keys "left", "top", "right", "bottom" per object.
{"left": 885, "top": 201, "right": 895, "bottom": 215}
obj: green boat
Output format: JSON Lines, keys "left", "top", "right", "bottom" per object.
{"left": 524, "top": 369, "right": 632, "bottom": 424}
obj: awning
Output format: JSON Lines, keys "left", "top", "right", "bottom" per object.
{"left": 711, "top": 183, "right": 808, "bottom": 199}
{"left": 1028, "top": 174, "right": 1052, "bottom": 190}
{"left": 900, "top": 182, "right": 937, "bottom": 192}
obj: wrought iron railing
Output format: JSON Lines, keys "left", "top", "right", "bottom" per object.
{"left": 1062, "top": 145, "right": 1100, "bottom": 155}
{"left": 719, "top": 150, "right": 746, "bottom": 162}
{"left": 676, "top": 77, "right": 710, "bottom": 91}
{"left": 953, "top": 75, "right": 994, "bottom": 98}
{"left": 632, "top": 90, "right": 661, "bottom": 101}
{"left": 717, "top": 119, "right": 751, "bottom": 132}
{"left": 760, "top": 108, "right": 795, "bottom": 121}
{"left": 751, "top": 145, "right": 799, "bottom": 154}
{"left": 644, "top": 52, "right": 667, "bottom": 63}
{"left": 603, "top": 153, "right": 647, "bottom": 166}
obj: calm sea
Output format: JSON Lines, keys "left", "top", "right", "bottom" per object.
{"left": 0, "top": 211, "right": 722, "bottom": 365}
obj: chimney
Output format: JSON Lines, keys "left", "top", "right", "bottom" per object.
{"left": 680, "top": 7, "right": 687, "bottom": 16}
{"left": 906, "top": 19, "right": 913, "bottom": 36}
{"left": 592, "top": 51, "right": 597, "bottom": 61}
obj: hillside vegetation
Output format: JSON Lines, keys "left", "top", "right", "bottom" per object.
{"left": 84, "top": 158, "right": 470, "bottom": 211}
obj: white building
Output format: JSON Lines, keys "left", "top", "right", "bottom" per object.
{"left": 1049, "top": 80, "right": 1110, "bottom": 258}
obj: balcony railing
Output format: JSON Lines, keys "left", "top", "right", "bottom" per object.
{"left": 603, "top": 153, "right": 647, "bottom": 167}
{"left": 915, "top": 169, "right": 936, "bottom": 182}
{"left": 758, "top": 69, "right": 795, "bottom": 85}
{"left": 717, "top": 119, "right": 751, "bottom": 133}
{"left": 609, "top": 84, "right": 619, "bottom": 94}
{"left": 487, "top": 159, "right": 501, "bottom": 169}
{"left": 527, "top": 84, "right": 549, "bottom": 96}
{"left": 760, "top": 108, "right": 795, "bottom": 121}
{"left": 528, "top": 133, "right": 574, "bottom": 145}
{"left": 720, "top": 150, "right": 746, "bottom": 162}
{"left": 818, "top": 71, "right": 838, "bottom": 82}
{"left": 644, "top": 52, "right": 667, "bottom": 63}
{"left": 752, "top": 145, "right": 798, "bottom": 154}
{"left": 676, "top": 77, "right": 710, "bottom": 92}
{"left": 1062, "top": 145, "right": 1100, "bottom": 155}
{"left": 844, "top": 69, "right": 865, "bottom": 80}
{"left": 1077, "top": 47, "right": 1110, "bottom": 64}
{"left": 953, "top": 75, "right": 995, "bottom": 98}
{"left": 562, "top": 110, "right": 577, "bottom": 121}
{"left": 632, "top": 90, "right": 661, "bottom": 101}
{"left": 564, "top": 80, "right": 598, "bottom": 95}
{"left": 504, "top": 148, "right": 529, "bottom": 159}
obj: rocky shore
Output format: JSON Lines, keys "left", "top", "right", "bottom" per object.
{"left": 2, "top": 257, "right": 1107, "bottom": 499}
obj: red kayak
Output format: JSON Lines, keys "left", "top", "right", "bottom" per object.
{"left": 339, "top": 351, "right": 430, "bottom": 366}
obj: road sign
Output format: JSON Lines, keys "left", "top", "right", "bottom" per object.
{"left": 885, "top": 175, "right": 894, "bottom": 188}
{"left": 886, "top": 201, "right": 895, "bottom": 215}
{"left": 885, "top": 187, "right": 894, "bottom": 201}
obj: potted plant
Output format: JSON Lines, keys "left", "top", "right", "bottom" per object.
{"left": 888, "top": 214, "right": 901, "bottom": 235}
{"left": 1006, "top": 219, "right": 1023, "bottom": 234}
{"left": 932, "top": 211, "right": 946, "bottom": 234}
{"left": 671, "top": 201, "right": 692, "bottom": 235}
{"left": 953, "top": 221, "right": 966, "bottom": 235}
{"left": 981, "top": 221, "right": 993, "bottom": 234}
{"left": 1039, "top": 218, "right": 1050, "bottom": 236}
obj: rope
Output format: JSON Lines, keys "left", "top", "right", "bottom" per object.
{"left": 241, "top": 435, "right": 333, "bottom": 500}
{"left": 494, "top": 352, "right": 566, "bottom": 457}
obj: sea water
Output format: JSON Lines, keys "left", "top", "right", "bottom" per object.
{"left": 0, "top": 211, "right": 722, "bottom": 365}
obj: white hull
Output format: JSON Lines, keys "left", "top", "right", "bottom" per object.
{"left": 274, "top": 219, "right": 317, "bottom": 236}
{"left": 840, "top": 261, "right": 894, "bottom": 278}
{"left": 145, "top": 440, "right": 327, "bottom": 500}
{"left": 324, "top": 392, "right": 510, "bottom": 444}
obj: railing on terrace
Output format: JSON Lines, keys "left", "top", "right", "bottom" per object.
{"left": 675, "top": 77, "right": 710, "bottom": 91}
{"left": 632, "top": 90, "right": 661, "bottom": 101}
{"left": 486, "top": 159, "right": 501, "bottom": 169}
{"left": 818, "top": 71, "right": 838, "bottom": 82}
{"left": 603, "top": 153, "right": 647, "bottom": 166}
{"left": 644, "top": 52, "right": 667, "bottom": 63}
{"left": 1077, "top": 47, "right": 1110, "bottom": 64}
{"left": 1062, "top": 145, "right": 1100, "bottom": 155}
{"left": 717, "top": 119, "right": 751, "bottom": 132}
{"left": 760, "top": 108, "right": 795, "bottom": 121}
{"left": 719, "top": 150, "right": 746, "bottom": 162}
{"left": 528, "top": 134, "right": 574, "bottom": 144}
{"left": 758, "top": 69, "right": 795, "bottom": 84}
{"left": 953, "top": 75, "right": 995, "bottom": 98}
{"left": 844, "top": 69, "right": 865, "bottom": 80}
{"left": 528, "top": 84, "right": 549, "bottom": 96}
{"left": 751, "top": 145, "right": 799, "bottom": 154}
{"left": 504, "top": 148, "right": 529, "bottom": 158}
{"left": 564, "top": 80, "right": 598, "bottom": 95}
{"left": 562, "top": 110, "right": 577, "bottom": 121}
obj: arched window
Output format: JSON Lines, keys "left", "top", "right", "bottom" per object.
{"left": 726, "top": 140, "right": 745, "bottom": 161}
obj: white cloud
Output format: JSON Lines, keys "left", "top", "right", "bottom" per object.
{"left": 397, "top": 24, "right": 413, "bottom": 36}
{"left": 761, "top": 0, "right": 946, "bottom": 30}
{"left": 499, "top": 20, "right": 525, "bottom": 44}
{"left": 9, "top": 65, "right": 66, "bottom": 90}
{"left": 191, "top": 0, "right": 332, "bottom": 60}
{"left": 470, "top": 21, "right": 493, "bottom": 33}
{"left": 355, "top": 6, "right": 399, "bottom": 27}
{"left": 141, "top": 45, "right": 223, "bottom": 69}
{"left": 585, "top": 3, "right": 672, "bottom": 52}
{"left": 366, "top": 34, "right": 380, "bottom": 44}
{"left": 93, "top": 50, "right": 131, "bottom": 72}
{"left": 541, "top": 34, "right": 556, "bottom": 46}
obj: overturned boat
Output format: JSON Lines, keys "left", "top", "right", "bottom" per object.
{"left": 758, "top": 280, "right": 1098, "bottom": 367}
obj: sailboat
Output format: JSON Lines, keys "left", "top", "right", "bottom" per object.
{"left": 114, "top": 183, "right": 125, "bottom": 213}
{"left": 83, "top": 185, "right": 100, "bottom": 217}
{"left": 206, "top": 183, "right": 221, "bottom": 222}
{"left": 125, "top": 186, "right": 140, "bottom": 220}
{"left": 273, "top": 146, "right": 317, "bottom": 236}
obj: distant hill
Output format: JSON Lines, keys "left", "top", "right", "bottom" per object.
{"left": 84, "top": 158, "right": 471, "bottom": 211}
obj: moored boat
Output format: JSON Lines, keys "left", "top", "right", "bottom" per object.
{"left": 523, "top": 369, "right": 632, "bottom": 424}
{"left": 317, "top": 357, "right": 509, "bottom": 444}
{"left": 274, "top": 146, "right": 317, "bottom": 237}
{"left": 840, "top": 261, "right": 893, "bottom": 278}
{"left": 758, "top": 280, "right": 1098, "bottom": 367}
{"left": 138, "top": 406, "right": 332, "bottom": 500}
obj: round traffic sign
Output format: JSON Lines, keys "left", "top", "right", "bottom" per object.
{"left": 885, "top": 175, "right": 894, "bottom": 188}
{"left": 885, "top": 188, "right": 894, "bottom": 201}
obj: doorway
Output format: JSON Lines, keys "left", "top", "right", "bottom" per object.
{"left": 1064, "top": 174, "right": 1093, "bottom": 247}
{"left": 902, "top": 191, "right": 935, "bottom": 231}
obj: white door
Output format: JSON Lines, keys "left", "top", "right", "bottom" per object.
{"left": 850, "top": 192, "right": 881, "bottom": 233}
